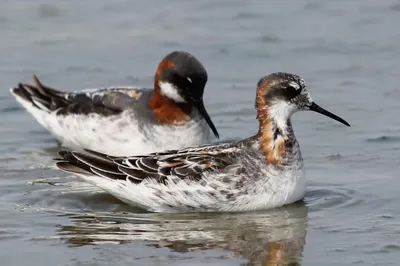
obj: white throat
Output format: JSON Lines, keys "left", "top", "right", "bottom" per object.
{"left": 159, "top": 81, "right": 186, "bottom": 102}
{"left": 268, "top": 101, "right": 297, "bottom": 135}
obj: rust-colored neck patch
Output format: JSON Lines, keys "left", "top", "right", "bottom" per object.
{"left": 153, "top": 58, "right": 175, "bottom": 91}
{"left": 148, "top": 93, "right": 191, "bottom": 125}
{"left": 256, "top": 82, "right": 287, "bottom": 166}
{"left": 149, "top": 58, "right": 192, "bottom": 125}
{"left": 258, "top": 118, "right": 287, "bottom": 166}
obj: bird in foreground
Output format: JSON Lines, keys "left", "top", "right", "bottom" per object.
{"left": 56, "top": 72, "right": 350, "bottom": 212}
{"left": 10, "top": 51, "right": 219, "bottom": 156}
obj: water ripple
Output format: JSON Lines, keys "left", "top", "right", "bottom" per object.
{"left": 306, "top": 182, "right": 364, "bottom": 212}
{"left": 366, "top": 136, "right": 400, "bottom": 143}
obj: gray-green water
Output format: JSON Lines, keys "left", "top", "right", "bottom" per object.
{"left": 1, "top": 1, "right": 400, "bottom": 265}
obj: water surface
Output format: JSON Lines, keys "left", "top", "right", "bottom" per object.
{"left": 1, "top": 0, "right": 400, "bottom": 265}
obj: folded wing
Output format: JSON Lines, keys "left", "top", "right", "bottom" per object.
{"left": 11, "top": 75, "right": 147, "bottom": 116}
{"left": 56, "top": 144, "right": 242, "bottom": 184}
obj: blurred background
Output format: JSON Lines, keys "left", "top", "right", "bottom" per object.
{"left": 1, "top": 0, "right": 400, "bottom": 265}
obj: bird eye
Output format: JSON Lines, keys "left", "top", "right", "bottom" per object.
{"left": 168, "top": 73, "right": 187, "bottom": 87}
{"left": 284, "top": 82, "right": 302, "bottom": 98}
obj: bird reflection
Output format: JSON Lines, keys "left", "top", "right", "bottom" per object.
{"left": 56, "top": 202, "right": 308, "bottom": 265}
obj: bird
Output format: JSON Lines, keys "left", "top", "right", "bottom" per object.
{"left": 55, "top": 72, "right": 350, "bottom": 212}
{"left": 10, "top": 51, "right": 219, "bottom": 156}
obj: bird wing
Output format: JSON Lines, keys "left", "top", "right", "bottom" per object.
{"left": 11, "top": 75, "right": 150, "bottom": 116}
{"left": 56, "top": 143, "right": 243, "bottom": 184}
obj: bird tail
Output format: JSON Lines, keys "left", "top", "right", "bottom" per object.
{"left": 10, "top": 75, "right": 68, "bottom": 113}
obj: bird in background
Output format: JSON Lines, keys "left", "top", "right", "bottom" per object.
{"left": 10, "top": 51, "right": 219, "bottom": 156}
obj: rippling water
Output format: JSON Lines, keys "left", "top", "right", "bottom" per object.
{"left": 1, "top": 0, "right": 400, "bottom": 265}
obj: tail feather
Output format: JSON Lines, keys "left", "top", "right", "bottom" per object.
{"left": 55, "top": 150, "right": 126, "bottom": 180}
{"left": 33, "top": 74, "right": 62, "bottom": 96}
{"left": 10, "top": 85, "right": 31, "bottom": 102}
{"left": 12, "top": 75, "right": 128, "bottom": 119}
{"left": 31, "top": 95, "right": 52, "bottom": 111}
{"left": 11, "top": 75, "right": 69, "bottom": 113}
{"left": 70, "top": 151, "right": 121, "bottom": 175}
{"left": 56, "top": 150, "right": 145, "bottom": 208}
{"left": 56, "top": 161, "right": 93, "bottom": 175}
{"left": 56, "top": 150, "right": 93, "bottom": 175}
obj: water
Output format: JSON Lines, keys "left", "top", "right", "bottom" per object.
{"left": 0, "top": 0, "right": 399, "bottom": 265}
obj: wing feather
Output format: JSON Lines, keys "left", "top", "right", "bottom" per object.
{"left": 12, "top": 75, "right": 148, "bottom": 116}
{"left": 56, "top": 143, "right": 242, "bottom": 185}
{"left": 71, "top": 151, "right": 120, "bottom": 175}
{"left": 90, "top": 167, "right": 126, "bottom": 180}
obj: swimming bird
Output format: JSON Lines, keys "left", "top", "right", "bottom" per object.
{"left": 10, "top": 51, "right": 219, "bottom": 156}
{"left": 55, "top": 72, "right": 350, "bottom": 212}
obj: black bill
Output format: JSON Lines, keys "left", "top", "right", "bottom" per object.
{"left": 309, "top": 102, "right": 350, "bottom": 127}
{"left": 193, "top": 100, "right": 220, "bottom": 138}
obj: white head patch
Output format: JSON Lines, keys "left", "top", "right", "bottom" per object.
{"left": 159, "top": 81, "right": 186, "bottom": 102}
{"left": 186, "top": 77, "right": 192, "bottom": 83}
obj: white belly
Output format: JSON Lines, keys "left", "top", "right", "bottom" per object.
{"left": 74, "top": 164, "right": 307, "bottom": 213}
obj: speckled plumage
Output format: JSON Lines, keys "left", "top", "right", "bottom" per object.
{"left": 55, "top": 72, "right": 350, "bottom": 212}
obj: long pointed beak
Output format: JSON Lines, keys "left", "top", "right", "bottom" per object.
{"left": 193, "top": 100, "right": 220, "bottom": 138}
{"left": 309, "top": 102, "right": 350, "bottom": 127}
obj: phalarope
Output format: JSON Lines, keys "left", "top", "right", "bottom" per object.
{"left": 56, "top": 72, "right": 350, "bottom": 212}
{"left": 10, "top": 51, "right": 219, "bottom": 156}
